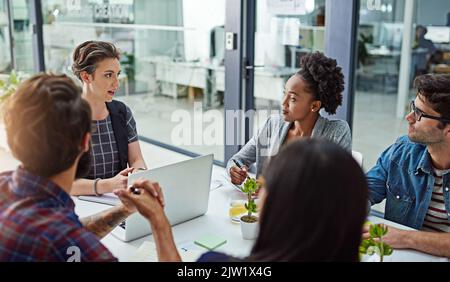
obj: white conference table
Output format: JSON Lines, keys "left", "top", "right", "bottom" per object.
{"left": 74, "top": 168, "right": 255, "bottom": 261}
{"left": 74, "top": 168, "right": 449, "bottom": 262}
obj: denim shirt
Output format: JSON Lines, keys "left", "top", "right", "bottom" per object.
{"left": 367, "top": 136, "right": 450, "bottom": 230}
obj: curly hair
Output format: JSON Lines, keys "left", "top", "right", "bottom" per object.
{"left": 297, "top": 52, "right": 345, "bottom": 115}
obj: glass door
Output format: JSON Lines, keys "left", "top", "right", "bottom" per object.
{"left": 41, "top": 0, "right": 229, "bottom": 163}
{"left": 249, "top": 0, "right": 326, "bottom": 136}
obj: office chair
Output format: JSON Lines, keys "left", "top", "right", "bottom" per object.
{"left": 352, "top": 150, "right": 364, "bottom": 167}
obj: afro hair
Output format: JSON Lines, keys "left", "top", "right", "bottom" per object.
{"left": 297, "top": 52, "right": 345, "bottom": 115}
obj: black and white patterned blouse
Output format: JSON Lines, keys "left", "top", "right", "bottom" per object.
{"left": 87, "top": 106, "right": 138, "bottom": 180}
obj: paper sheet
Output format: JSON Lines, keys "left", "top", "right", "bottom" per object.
{"left": 126, "top": 241, "right": 205, "bottom": 262}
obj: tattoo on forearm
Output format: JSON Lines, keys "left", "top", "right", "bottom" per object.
{"left": 80, "top": 206, "right": 129, "bottom": 239}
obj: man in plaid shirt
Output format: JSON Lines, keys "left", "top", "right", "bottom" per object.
{"left": 0, "top": 74, "right": 163, "bottom": 261}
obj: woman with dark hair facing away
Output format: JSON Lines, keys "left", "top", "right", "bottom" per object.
{"left": 228, "top": 52, "right": 352, "bottom": 185}
{"left": 114, "top": 139, "right": 369, "bottom": 262}
{"left": 71, "top": 41, "right": 147, "bottom": 196}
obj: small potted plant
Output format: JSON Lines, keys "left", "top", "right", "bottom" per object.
{"left": 359, "top": 223, "right": 394, "bottom": 262}
{"left": 240, "top": 177, "right": 259, "bottom": 240}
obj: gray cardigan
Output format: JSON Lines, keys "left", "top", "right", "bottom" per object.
{"left": 226, "top": 114, "right": 352, "bottom": 177}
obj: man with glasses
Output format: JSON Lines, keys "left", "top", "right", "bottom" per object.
{"left": 366, "top": 74, "right": 450, "bottom": 258}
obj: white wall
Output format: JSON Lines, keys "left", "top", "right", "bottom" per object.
{"left": 363, "top": 0, "right": 450, "bottom": 26}
{"left": 416, "top": 0, "right": 450, "bottom": 26}
{"left": 133, "top": 0, "right": 183, "bottom": 92}
{"left": 134, "top": 0, "right": 183, "bottom": 56}
{"left": 182, "top": 0, "right": 226, "bottom": 62}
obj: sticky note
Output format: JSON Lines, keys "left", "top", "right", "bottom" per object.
{"left": 194, "top": 234, "right": 227, "bottom": 250}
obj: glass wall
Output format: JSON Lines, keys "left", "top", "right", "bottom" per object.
{"left": 252, "top": 0, "right": 326, "bottom": 133}
{"left": 0, "top": 0, "right": 12, "bottom": 74}
{"left": 0, "top": 0, "right": 33, "bottom": 74}
{"left": 42, "top": 0, "right": 226, "bottom": 162}
{"left": 353, "top": 0, "right": 450, "bottom": 170}
{"left": 11, "top": 0, "right": 33, "bottom": 73}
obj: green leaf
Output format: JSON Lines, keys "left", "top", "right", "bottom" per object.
{"left": 382, "top": 243, "right": 393, "bottom": 256}
{"left": 0, "top": 70, "right": 27, "bottom": 107}
{"left": 369, "top": 224, "right": 386, "bottom": 238}
{"left": 360, "top": 239, "right": 370, "bottom": 248}
{"left": 382, "top": 225, "right": 389, "bottom": 236}
{"left": 9, "top": 70, "right": 18, "bottom": 85}
{"left": 243, "top": 178, "right": 258, "bottom": 194}
{"left": 359, "top": 239, "right": 371, "bottom": 254}
{"left": 369, "top": 225, "right": 378, "bottom": 238}
{"left": 376, "top": 225, "right": 385, "bottom": 237}
{"left": 248, "top": 200, "right": 257, "bottom": 213}
{"left": 359, "top": 246, "right": 367, "bottom": 254}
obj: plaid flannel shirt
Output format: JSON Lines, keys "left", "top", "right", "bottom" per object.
{"left": 0, "top": 167, "right": 117, "bottom": 262}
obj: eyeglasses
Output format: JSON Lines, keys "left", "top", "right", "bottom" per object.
{"left": 409, "top": 100, "right": 450, "bottom": 123}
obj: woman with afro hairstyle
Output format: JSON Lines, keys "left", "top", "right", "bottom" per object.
{"left": 228, "top": 52, "right": 352, "bottom": 185}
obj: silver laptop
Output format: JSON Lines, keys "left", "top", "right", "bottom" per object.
{"left": 111, "top": 154, "right": 213, "bottom": 242}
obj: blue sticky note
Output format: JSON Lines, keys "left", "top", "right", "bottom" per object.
{"left": 194, "top": 234, "right": 227, "bottom": 250}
